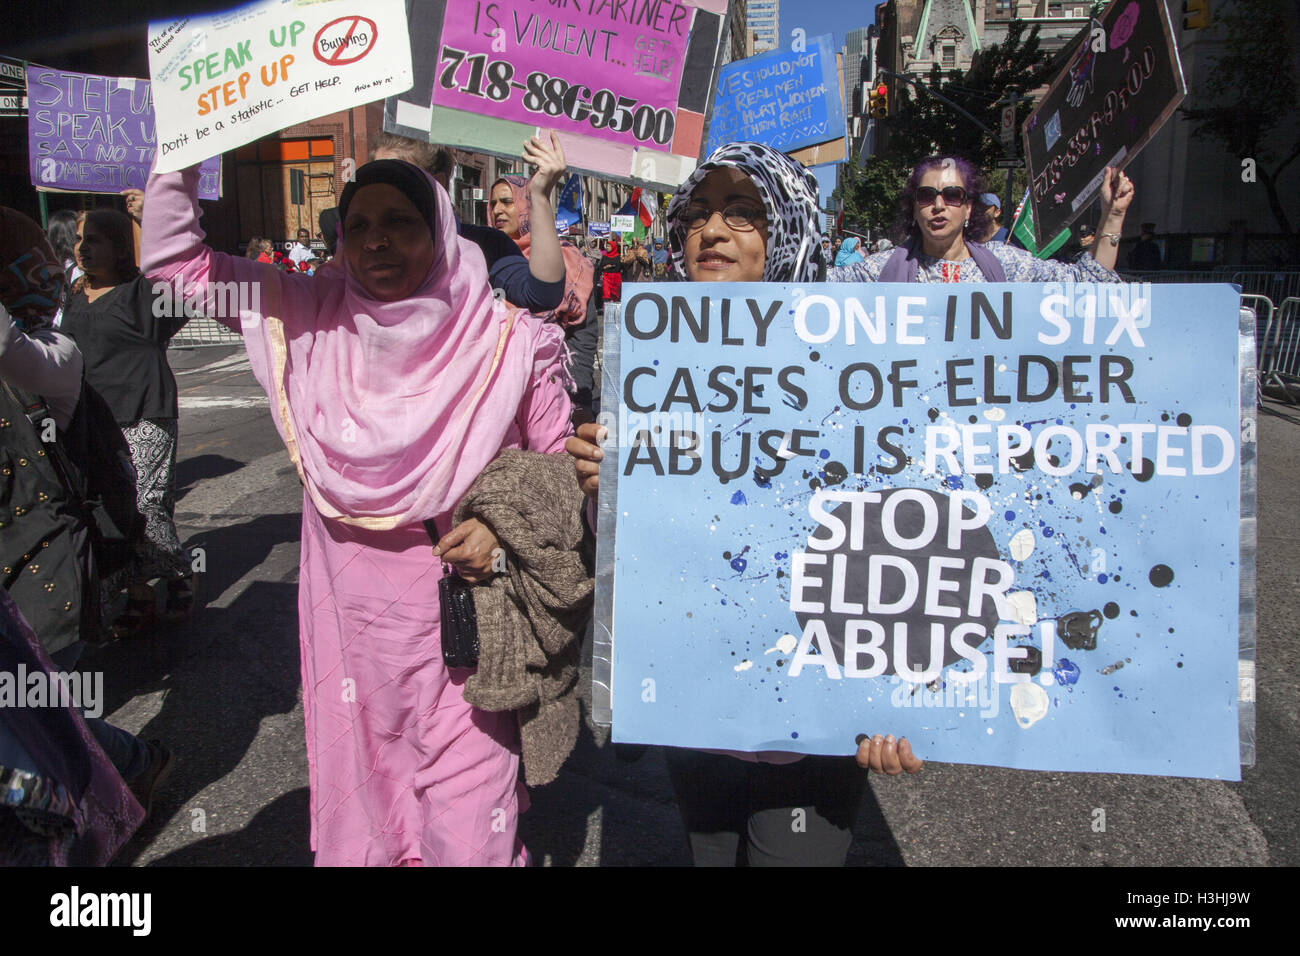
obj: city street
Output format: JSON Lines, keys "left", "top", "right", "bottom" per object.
{"left": 93, "top": 342, "right": 1295, "bottom": 867}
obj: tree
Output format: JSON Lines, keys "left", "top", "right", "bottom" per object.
{"left": 1180, "top": 0, "right": 1300, "bottom": 250}
{"left": 838, "top": 18, "right": 1056, "bottom": 238}
{"left": 834, "top": 155, "right": 910, "bottom": 238}
{"left": 886, "top": 18, "right": 1056, "bottom": 172}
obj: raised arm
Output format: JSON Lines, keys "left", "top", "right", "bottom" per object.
{"left": 1089, "top": 166, "right": 1134, "bottom": 274}
{"left": 461, "top": 223, "right": 565, "bottom": 312}
{"left": 140, "top": 165, "right": 286, "bottom": 332}
{"left": 521, "top": 132, "right": 567, "bottom": 285}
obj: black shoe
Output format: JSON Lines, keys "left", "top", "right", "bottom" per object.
{"left": 128, "top": 740, "right": 175, "bottom": 817}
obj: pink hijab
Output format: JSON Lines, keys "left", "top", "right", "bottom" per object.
{"left": 257, "top": 165, "right": 565, "bottom": 528}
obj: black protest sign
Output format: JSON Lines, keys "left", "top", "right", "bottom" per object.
{"left": 1024, "top": 0, "right": 1187, "bottom": 244}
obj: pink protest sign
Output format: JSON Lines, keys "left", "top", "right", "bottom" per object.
{"left": 432, "top": 0, "right": 694, "bottom": 151}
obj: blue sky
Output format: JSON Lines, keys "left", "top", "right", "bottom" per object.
{"left": 776, "top": 1, "right": 882, "bottom": 214}
{"left": 781, "top": 0, "right": 880, "bottom": 59}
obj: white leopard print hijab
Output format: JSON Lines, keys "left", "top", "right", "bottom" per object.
{"left": 666, "top": 142, "right": 824, "bottom": 283}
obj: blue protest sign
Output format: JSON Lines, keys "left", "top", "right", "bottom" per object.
{"left": 704, "top": 35, "right": 847, "bottom": 158}
{"left": 598, "top": 282, "right": 1249, "bottom": 780}
{"left": 555, "top": 173, "right": 582, "bottom": 233}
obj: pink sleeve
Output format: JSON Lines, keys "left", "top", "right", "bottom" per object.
{"left": 518, "top": 320, "right": 574, "bottom": 454}
{"left": 140, "top": 165, "right": 312, "bottom": 333}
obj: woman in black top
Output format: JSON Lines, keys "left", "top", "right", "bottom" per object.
{"left": 61, "top": 208, "right": 193, "bottom": 635}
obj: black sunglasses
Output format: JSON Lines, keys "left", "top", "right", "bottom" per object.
{"left": 915, "top": 186, "right": 969, "bottom": 206}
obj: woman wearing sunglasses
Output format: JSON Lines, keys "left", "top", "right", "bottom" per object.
{"left": 569, "top": 142, "right": 921, "bottom": 867}
{"left": 832, "top": 154, "right": 1133, "bottom": 283}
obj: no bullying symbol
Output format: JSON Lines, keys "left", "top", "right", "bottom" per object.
{"left": 314, "top": 15, "right": 378, "bottom": 66}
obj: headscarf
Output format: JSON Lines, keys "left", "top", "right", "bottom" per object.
{"left": 341, "top": 160, "right": 437, "bottom": 237}
{"left": 834, "top": 236, "right": 865, "bottom": 267}
{"left": 246, "top": 161, "right": 567, "bottom": 528}
{"left": 493, "top": 174, "right": 594, "bottom": 327}
{"left": 600, "top": 235, "right": 622, "bottom": 302}
{"left": 0, "top": 206, "right": 67, "bottom": 332}
{"left": 665, "top": 142, "right": 823, "bottom": 283}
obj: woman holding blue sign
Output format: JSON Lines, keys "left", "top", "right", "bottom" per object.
{"left": 569, "top": 142, "right": 922, "bottom": 866}
{"left": 831, "top": 155, "right": 1134, "bottom": 283}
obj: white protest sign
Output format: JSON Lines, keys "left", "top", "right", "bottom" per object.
{"left": 147, "top": 0, "right": 413, "bottom": 174}
{"left": 611, "top": 214, "right": 637, "bottom": 234}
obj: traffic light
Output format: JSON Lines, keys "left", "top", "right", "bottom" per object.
{"left": 869, "top": 83, "right": 889, "bottom": 119}
{"left": 1183, "top": 0, "right": 1210, "bottom": 29}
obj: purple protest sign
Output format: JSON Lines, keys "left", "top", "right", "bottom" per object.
{"left": 26, "top": 66, "right": 220, "bottom": 200}
{"left": 431, "top": 0, "right": 693, "bottom": 150}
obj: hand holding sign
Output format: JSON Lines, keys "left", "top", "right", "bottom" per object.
{"left": 123, "top": 189, "right": 144, "bottom": 224}
{"left": 567, "top": 421, "right": 605, "bottom": 500}
{"left": 524, "top": 131, "right": 567, "bottom": 199}
{"left": 855, "top": 734, "right": 924, "bottom": 775}
{"left": 1100, "top": 166, "right": 1135, "bottom": 219}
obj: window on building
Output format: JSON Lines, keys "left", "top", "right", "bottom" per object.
{"left": 994, "top": 0, "right": 1013, "bottom": 15}
{"left": 456, "top": 164, "right": 482, "bottom": 225}
{"left": 234, "top": 137, "right": 336, "bottom": 248}
{"left": 942, "top": 45, "right": 956, "bottom": 67}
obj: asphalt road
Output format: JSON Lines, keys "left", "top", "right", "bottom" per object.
{"left": 92, "top": 343, "right": 1294, "bottom": 867}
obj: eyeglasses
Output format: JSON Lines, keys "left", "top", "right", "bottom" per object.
{"left": 680, "top": 202, "right": 766, "bottom": 233}
{"left": 915, "top": 186, "right": 969, "bottom": 207}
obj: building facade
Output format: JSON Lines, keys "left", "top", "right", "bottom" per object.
{"left": 844, "top": 24, "right": 880, "bottom": 162}
{"left": 725, "top": 0, "right": 755, "bottom": 64}
{"left": 748, "top": 0, "right": 781, "bottom": 53}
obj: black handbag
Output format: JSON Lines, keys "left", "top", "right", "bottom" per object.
{"left": 424, "top": 519, "right": 480, "bottom": 668}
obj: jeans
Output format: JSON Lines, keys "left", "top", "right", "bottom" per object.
{"left": 49, "top": 643, "right": 149, "bottom": 781}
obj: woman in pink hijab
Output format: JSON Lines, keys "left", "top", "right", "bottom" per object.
{"left": 140, "top": 159, "right": 573, "bottom": 866}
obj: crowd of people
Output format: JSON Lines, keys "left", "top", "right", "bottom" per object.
{"left": 1, "top": 123, "right": 1138, "bottom": 865}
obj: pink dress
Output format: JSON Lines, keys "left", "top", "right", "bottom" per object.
{"left": 142, "top": 166, "right": 572, "bottom": 865}
{"left": 297, "top": 398, "right": 568, "bottom": 865}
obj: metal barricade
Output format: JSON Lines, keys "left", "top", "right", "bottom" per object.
{"left": 1232, "top": 270, "right": 1300, "bottom": 302}
{"left": 1121, "top": 270, "right": 1300, "bottom": 302}
{"left": 1241, "top": 294, "right": 1274, "bottom": 407}
{"left": 1259, "top": 296, "right": 1300, "bottom": 404}
{"left": 1119, "top": 270, "right": 1227, "bottom": 284}
{"left": 169, "top": 317, "right": 242, "bottom": 348}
